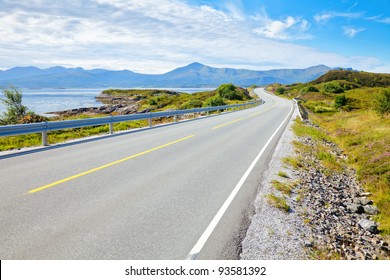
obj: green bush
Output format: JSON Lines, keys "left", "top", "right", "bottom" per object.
{"left": 180, "top": 99, "right": 203, "bottom": 109}
{"left": 0, "top": 85, "right": 30, "bottom": 125}
{"left": 302, "top": 85, "right": 319, "bottom": 93}
{"left": 334, "top": 94, "right": 347, "bottom": 109}
{"left": 374, "top": 88, "right": 390, "bottom": 115}
{"left": 275, "top": 87, "right": 286, "bottom": 95}
{"left": 216, "top": 83, "right": 243, "bottom": 100}
{"left": 322, "top": 82, "right": 344, "bottom": 94}
{"left": 204, "top": 95, "right": 226, "bottom": 107}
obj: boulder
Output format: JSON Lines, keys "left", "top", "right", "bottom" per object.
{"left": 358, "top": 219, "right": 379, "bottom": 234}
{"left": 363, "top": 205, "right": 379, "bottom": 215}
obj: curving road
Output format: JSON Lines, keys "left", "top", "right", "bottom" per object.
{"left": 0, "top": 88, "right": 293, "bottom": 259}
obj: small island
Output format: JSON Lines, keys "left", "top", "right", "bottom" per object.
{"left": 47, "top": 84, "right": 254, "bottom": 117}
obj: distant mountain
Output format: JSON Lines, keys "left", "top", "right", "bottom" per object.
{"left": 0, "top": 63, "right": 331, "bottom": 88}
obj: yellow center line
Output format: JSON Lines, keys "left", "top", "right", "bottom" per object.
{"left": 27, "top": 135, "right": 195, "bottom": 194}
{"left": 211, "top": 118, "right": 245, "bottom": 130}
{"left": 249, "top": 104, "right": 277, "bottom": 117}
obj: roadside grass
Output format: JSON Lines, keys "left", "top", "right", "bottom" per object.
{"left": 282, "top": 156, "right": 304, "bottom": 169}
{"left": 310, "top": 110, "right": 390, "bottom": 235}
{"left": 271, "top": 179, "right": 295, "bottom": 195}
{"left": 277, "top": 171, "right": 289, "bottom": 178}
{"left": 0, "top": 119, "right": 148, "bottom": 151}
{"left": 267, "top": 193, "right": 290, "bottom": 212}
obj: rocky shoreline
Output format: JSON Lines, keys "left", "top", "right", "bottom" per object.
{"left": 46, "top": 93, "right": 149, "bottom": 116}
{"left": 241, "top": 112, "right": 389, "bottom": 260}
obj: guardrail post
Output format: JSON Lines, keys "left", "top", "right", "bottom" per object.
{"left": 108, "top": 116, "right": 114, "bottom": 134}
{"left": 42, "top": 131, "right": 48, "bottom": 146}
{"left": 174, "top": 115, "right": 177, "bottom": 123}
{"left": 42, "top": 123, "right": 48, "bottom": 146}
{"left": 148, "top": 118, "right": 152, "bottom": 127}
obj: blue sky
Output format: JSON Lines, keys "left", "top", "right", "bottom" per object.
{"left": 0, "top": 0, "right": 389, "bottom": 73}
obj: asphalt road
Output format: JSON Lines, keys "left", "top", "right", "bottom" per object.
{"left": 0, "top": 88, "right": 294, "bottom": 259}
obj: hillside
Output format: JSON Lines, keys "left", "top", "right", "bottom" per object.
{"left": 0, "top": 63, "right": 331, "bottom": 88}
{"left": 267, "top": 70, "right": 390, "bottom": 241}
{"left": 312, "top": 70, "right": 390, "bottom": 87}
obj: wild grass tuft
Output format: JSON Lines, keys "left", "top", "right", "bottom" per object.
{"left": 267, "top": 193, "right": 290, "bottom": 212}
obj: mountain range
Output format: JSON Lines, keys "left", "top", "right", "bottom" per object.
{"left": 0, "top": 62, "right": 331, "bottom": 88}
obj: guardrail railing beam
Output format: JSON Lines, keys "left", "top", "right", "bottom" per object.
{"left": 0, "top": 99, "right": 264, "bottom": 147}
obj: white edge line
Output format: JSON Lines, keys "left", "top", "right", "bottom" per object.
{"left": 185, "top": 101, "right": 295, "bottom": 260}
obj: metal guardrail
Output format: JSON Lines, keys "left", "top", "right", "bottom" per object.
{"left": 0, "top": 100, "right": 263, "bottom": 146}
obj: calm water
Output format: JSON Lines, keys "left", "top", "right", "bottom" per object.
{"left": 0, "top": 88, "right": 215, "bottom": 115}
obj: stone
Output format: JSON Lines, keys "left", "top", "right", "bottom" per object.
{"left": 360, "top": 192, "right": 372, "bottom": 197}
{"left": 363, "top": 205, "right": 379, "bottom": 215}
{"left": 346, "top": 203, "right": 364, "bottom": 214}
{"left": 358, "top": 219, "right": 379, "bottom": 234}
{"left": 359, "top": 197, "right": 373, "bottom": 206}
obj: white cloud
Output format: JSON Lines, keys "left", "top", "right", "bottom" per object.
{"left": 252, "top": 9, "right": 311, "bottom": 40}
{"left": 0, "top": 0, "right": 386, "bottom": 73}
{"left": 314, "top": 12, "right": 363, "bottom": 24}
{"left": 379, "top": 17, "right": 390, "bottom": 24}
{"left": 343, "top": 27, "right": 366, "bottom": 38}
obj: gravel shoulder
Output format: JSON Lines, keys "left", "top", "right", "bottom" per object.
{"left": 240, "top": 109, "right": 310, "bottom": 260}
{"left": 241, "top": 104, "right": 390, "bottom": 260}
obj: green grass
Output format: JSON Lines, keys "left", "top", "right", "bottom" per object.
{"left": 267, "top": 193, "right": 290, "bottom": 212}
{"left": 277, "top": 171, "right": 289, "bottom": 178}
{"left": 282, "top": 156, "right": 304, "bottom": 169}
{"left": 271, "top": 179, "right": 294, "bottom": 195}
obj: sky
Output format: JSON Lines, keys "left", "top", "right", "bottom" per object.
{"left": 0, "top": 0, "right": 389, "bottom": 73}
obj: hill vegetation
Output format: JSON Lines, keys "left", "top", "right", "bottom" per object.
{"left": 267, "top": 70, "right": 390, "bottom": 236}
{"left": 0, "top": 84, "right": 254, "bottom": 150}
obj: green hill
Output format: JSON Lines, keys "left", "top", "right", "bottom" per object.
{"left": 311, "top": 70, "right": 390, "bottom": 88}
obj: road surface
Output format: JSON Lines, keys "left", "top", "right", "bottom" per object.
{"left": 0, "top": 89, "right": 293, "bottom": 259}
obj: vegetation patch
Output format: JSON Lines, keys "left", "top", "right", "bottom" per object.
{"left": 271, "top": 179, "right": 294, "bottom": 195}
{"left": 267, "top": 193, "right": 290, "bottom": 212}
{"left": 271, "top": 70, "right": 390, "bottom": 236}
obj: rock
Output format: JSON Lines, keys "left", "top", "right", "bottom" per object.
{"left": 360, "top": 192, "right": 371, "bottom": 197}
{"left": 359, "top": 197, "right": 373, "bottom": 206}
{"left": 358, "top": 219, "right": 379, "bottom": 234}
{"left": 346, "top": 203, "right": 364, "bottom": 214}
{"left": 363, "top": 205, "right": 379, "bottom": 215}
{"left": 304, "top": 240, "right": 314, "bottom": 247}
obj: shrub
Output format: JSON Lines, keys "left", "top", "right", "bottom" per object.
{"left": 180, "top": 99, "right": 203, "bottom": 109}
{"left": 302, "top": 85, "right": 319, "bottom": 93}
{"left": 374, "top": 88, "right": 390, "bottom": 115}
{"left": 216, "top": 83, "right": 245, "bottom": 100}
{"left": 0, "top": 85, "right": 30, "bottom": 125}
{"left": 275, "top": 87, "right": 286, "bottom": 95}
{"left": 322, "top": 82, "right": 344, "bottom": 94}
{"left": 334, "top": 94, "right": 347, "bottom": 109}
{"left": 204, "top": 95, "right": 226, "bottom": 107}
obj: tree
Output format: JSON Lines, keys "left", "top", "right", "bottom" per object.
{"left": 334, "top": 94, "right": 347, "bottom": 109}
{"left": 0, "top": 85, "right": 47, "bottom": 125}
{"left": 322, "top": 82, "right": 344, "bottom": 94}
{"left": 374, "top": 88, "right": 390, "bottom": 115}
{"left": 0, "top": 85, "right": 29, "bottom": 125}
{"left": 216, "top": 83, "right": 242, "bottom": 100}
{"left": 275, "top": 87, "right": 286, "bottom": 95}
{"left": 204, "top": 95, "right": 226, "bottom": 107}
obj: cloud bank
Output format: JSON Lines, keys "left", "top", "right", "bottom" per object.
{"left": 0, "top": 0, "right": 387, "bottom": 73}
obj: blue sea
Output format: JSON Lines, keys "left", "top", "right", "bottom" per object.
{"left": 0, "top": 88, "right": 215, "bottom": 116}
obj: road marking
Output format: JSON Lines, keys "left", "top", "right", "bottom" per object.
{"left": 211, "top": 118, "right": 245, "bottom": 130}
{"left": 249, "top": 104, "right": 276, "bottom": 117}
{"left": 186, "top": 103, "right": 294, "bottom": 260}
{"left": 27, "top": 135, "right": 195, "bottom": 194}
